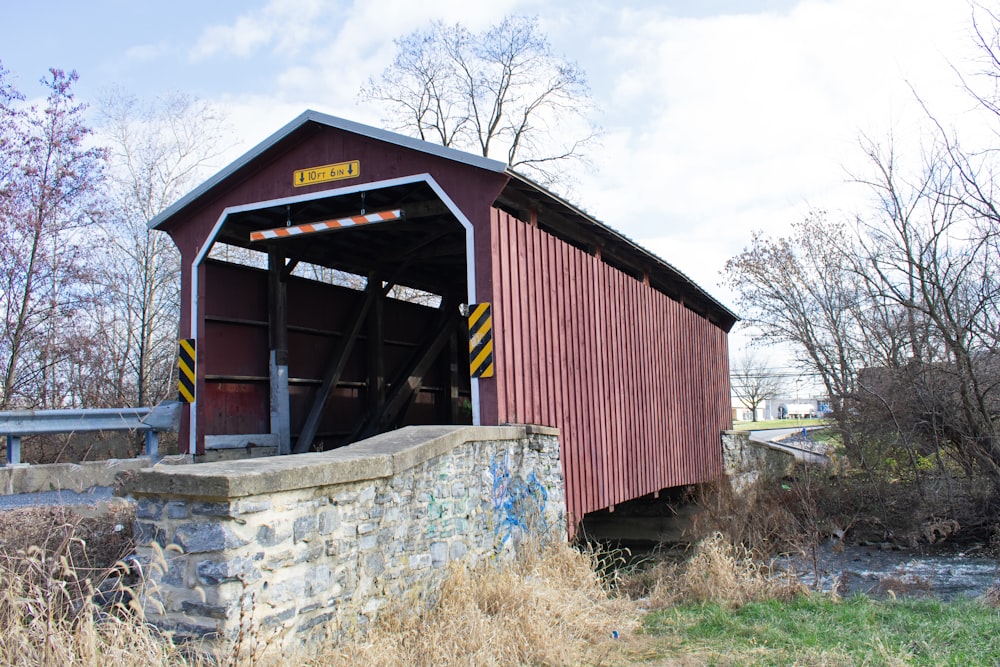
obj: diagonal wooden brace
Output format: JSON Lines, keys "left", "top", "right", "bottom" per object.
{"left": 293, "top": 280, "right": 379, "bottom": 454}
{"left": 357, "top": 296, "right": 459, "bottom": 439}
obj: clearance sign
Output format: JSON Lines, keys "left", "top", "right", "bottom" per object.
{"left": 293, "top": 160, "right": 360, "bottom": 187}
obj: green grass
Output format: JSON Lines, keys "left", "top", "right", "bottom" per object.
{"left": 641, "top": 595, "right": 1000, "bottom": 666}
{"left": 732, "top": 418, "right": 830, "bottom": 431}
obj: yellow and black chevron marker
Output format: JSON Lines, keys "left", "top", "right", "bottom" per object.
{"left": 178, "top": 338, "right": 196, "bottom": 403}
{"left": 468, "top": 303, "right": 494, "bottom": 378}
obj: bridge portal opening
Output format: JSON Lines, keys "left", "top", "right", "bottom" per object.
{"left": 198, "top": 178, "right": 473, "bottom": 455}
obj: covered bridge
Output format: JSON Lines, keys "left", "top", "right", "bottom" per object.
{"left": 150, "top": 111, "right": 737, "bottom": 527}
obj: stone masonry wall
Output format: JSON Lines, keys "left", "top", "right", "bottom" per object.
{"left": 123, "top": 425, "right": 564, "bottom": 649}
{"left": 722, "top": 430, "right": 794, "bottom": 494}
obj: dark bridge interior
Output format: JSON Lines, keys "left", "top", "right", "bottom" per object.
{"left": 202, "top": 180, "right": 473, "bottom": 454}
{"left": 218, "top": 180, "right": 467, "bottom": 296}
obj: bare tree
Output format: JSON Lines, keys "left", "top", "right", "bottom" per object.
{"left": 723, "top": 213, "right": 863, "bottom": 422}
{"left": 0, "top": 65, "right": 105, "bottom": 409}
{"left": 93, "top": 90, "right": 231, "bottom": 406}
{"left": 730, "top": 351, "right": 783, "bottom": 422}
{"left": 849, "top": 136, "right": 1000, "bottom": 486}
{"left": 725, "top": 139, "right": 1000, "bottom": 489}
{"left": 361, "top": 16, "right": 598, "bottom": 186}
{"left": 723, "top": 209, "right": 925, "bottom": 487}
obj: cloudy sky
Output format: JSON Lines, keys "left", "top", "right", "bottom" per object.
{"left": 0, "top": 0, "right": 985, "bottom": 346}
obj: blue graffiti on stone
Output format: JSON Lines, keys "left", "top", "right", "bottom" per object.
{"left": 491, "top": 453, "right": 548, "bottom": 549}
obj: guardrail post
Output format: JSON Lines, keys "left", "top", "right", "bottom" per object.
{"left": 6, "top": 435, "right": 20, "bottom": 465}
{"left": 145, "top": 430, "right": 159, "bottom": 459}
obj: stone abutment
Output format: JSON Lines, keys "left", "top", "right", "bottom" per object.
{"left": 122, "top": 424, "right": 564, "bottom": 649}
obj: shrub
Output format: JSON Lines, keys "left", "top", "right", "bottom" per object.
{"left": 624, "top": 532, "right": 805, "bottom": 610}
{"left": 315, "top": 543, "right": 639, "bottom": 667}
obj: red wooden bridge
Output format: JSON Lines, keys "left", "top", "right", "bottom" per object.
{"left": 150, "top": 111, "right": 737, "bottom": 530}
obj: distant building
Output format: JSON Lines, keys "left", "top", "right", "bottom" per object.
{"left": 732, "top": 396, "right": 831, "bottom": 422}
{"left": 780, "top": 401, "right": 818, "bottom": 419}
{"left": 731, "top": 398, "right": 777, "bottom": 422}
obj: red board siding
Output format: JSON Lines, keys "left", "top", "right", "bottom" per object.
{"left": 489, "top": 209, "right": 731, "bottom": 526}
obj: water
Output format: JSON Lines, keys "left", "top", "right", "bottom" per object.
{"left": 775, "top": 543, "right": 1000, "bottom": 600}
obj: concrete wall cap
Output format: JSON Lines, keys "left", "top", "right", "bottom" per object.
{"left": 122, "top": 424, "right": 529, "bottom": 500}
{"left": 521, "top": 424, "right": 560, "bottom": 437}
{"left": 1, "top": 457, "right": 152, "bottom": 496}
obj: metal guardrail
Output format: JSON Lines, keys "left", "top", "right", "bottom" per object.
{"left": 747, "top": 426, "right": 831, "bottom": 465}
{"left": 0, "top": 402, "right": 182, "bottom": 465}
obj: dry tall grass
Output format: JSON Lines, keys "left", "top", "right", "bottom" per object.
{"left": 0, "top": 504, "right": 135, "bottom": 568}
{"left": 314, "top": 543, "right": 639, "bottom": 667}
{"left": 623, "top": 532, "right": 805, "bottom": 610}
{"left": 690, "top": 479, "right": 805, "bottom": 556}
{"left": 0, "top": 518, "right": 638, "bottom": 667}
{"left": 0, "top": 538, "right": 191, "bottom": 666}
{"left": 0, "top": 508, "right": 806, "bottom": 666}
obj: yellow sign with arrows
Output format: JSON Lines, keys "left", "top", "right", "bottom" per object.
{"left": 293, "top": 160, "right": 360, "bottom": 187}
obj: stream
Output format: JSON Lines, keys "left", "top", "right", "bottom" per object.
{"left": 774, "top": 543, "right": 1000, "bottom": 600}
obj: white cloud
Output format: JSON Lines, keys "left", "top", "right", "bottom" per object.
{"left": 270, "top": 0, "right": 525, "bottom": 108}
{"left": 177, "top": 0, "right": 980, "bottom": 307}
{"left": 179, "top": 0, "right": 537, "bottom": 193}
{"left": 189, "top": 0, "right": 335, "bottom": 61}
{"left": 562, "top": 0, "right": 976, "bottom": 300}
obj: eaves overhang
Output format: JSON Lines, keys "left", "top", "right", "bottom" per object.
{"left": 498, "top": 169, "right": 740, "bottom": 332}
{"left": 148, "top": 110, "right": 508, "bottom": 231}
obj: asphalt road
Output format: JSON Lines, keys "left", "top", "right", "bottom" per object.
{"left": 0, "top": 486, "right": 115, "bottom": 511}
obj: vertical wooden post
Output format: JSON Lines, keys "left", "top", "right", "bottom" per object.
{"left": 357, "top": 296, "right": 458, "bottom": 438}
{"left": 268, "top": 248, "right": 291, "bottom": 455}
{"left": 367, "top": 273, "right": 385, "bottom": 419}
{"left": 447, "top": 311, "right": 462, "bottom": 424}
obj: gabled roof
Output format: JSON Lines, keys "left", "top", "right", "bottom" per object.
{"left": 148, "top": 109, "right": 508, "bottom": 230}
{"left": 148, "top": 109, "right": 738, "bottom": 330}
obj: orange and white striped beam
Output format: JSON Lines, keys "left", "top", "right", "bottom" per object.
{"left": 249, "top": 209, "right": 403, "bottom": 242}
